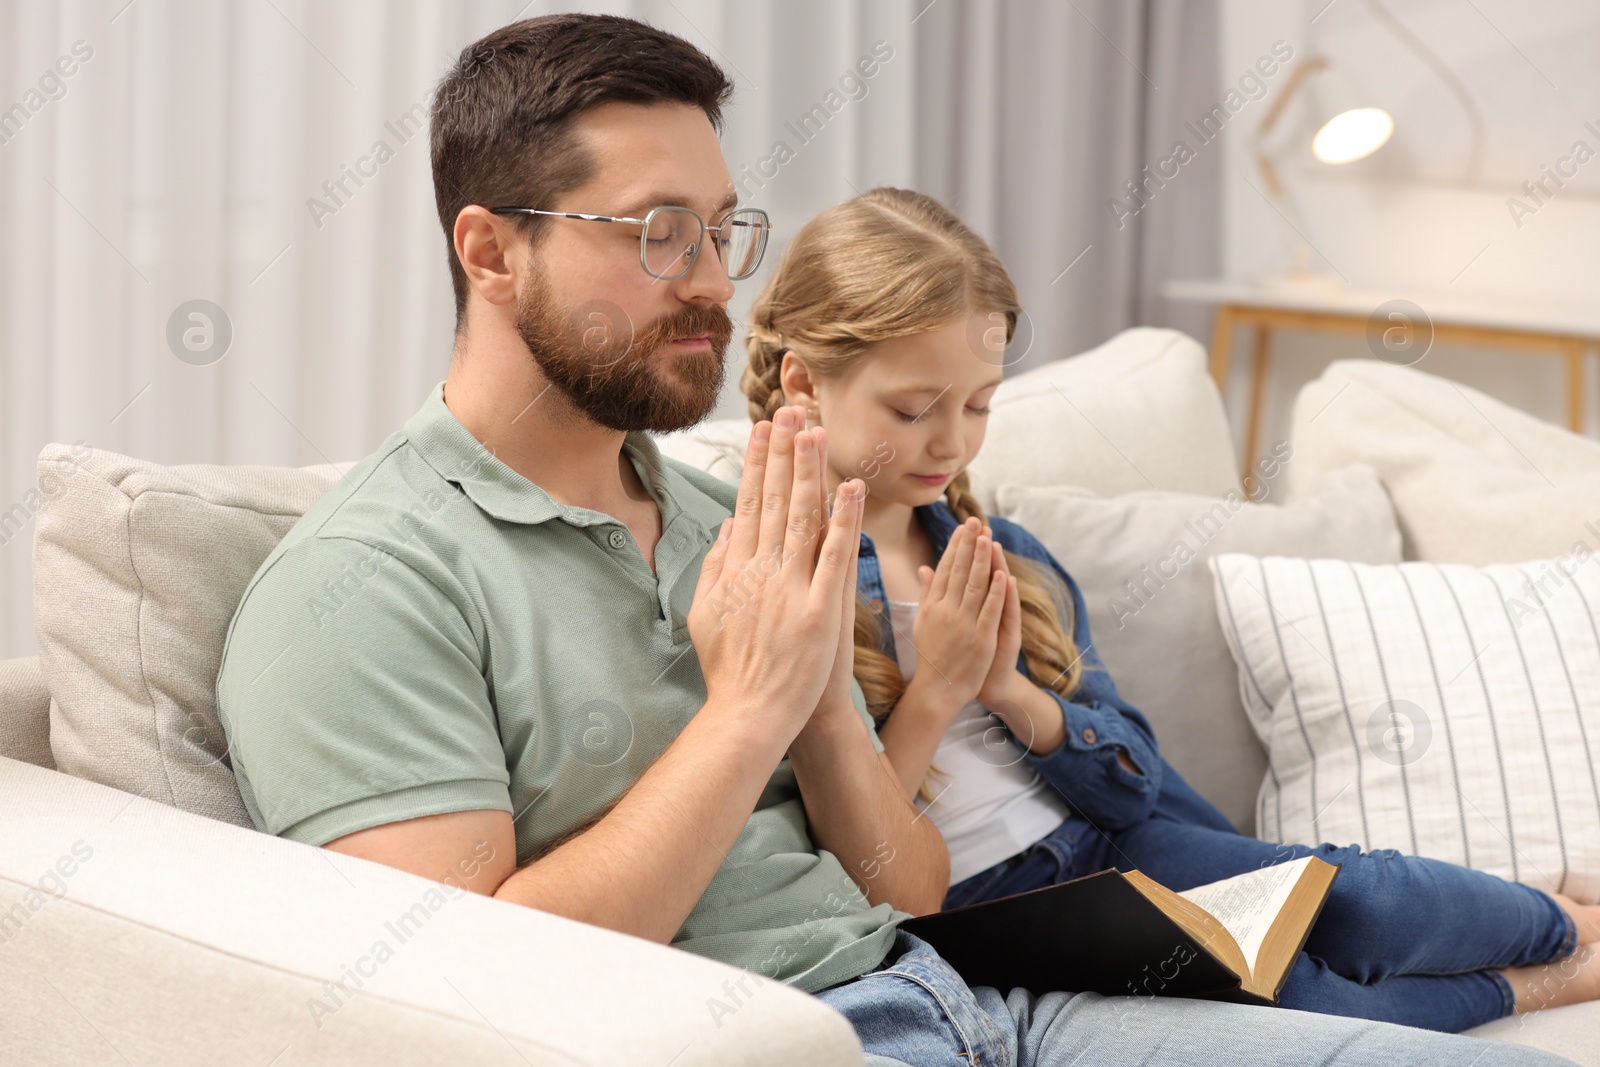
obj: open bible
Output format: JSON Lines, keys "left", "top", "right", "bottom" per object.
{"left": 899, "top": 856, "right": 1339, "bottom": 1005}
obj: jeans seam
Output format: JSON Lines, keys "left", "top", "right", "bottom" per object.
{"left": 1487, "top": 968, "right": 1516, "bottom": 1018}
{"left": 1524, "top": 889, "right": 1579, "bottom": 965}
{"left": 951, "top": 858, "right": 1020, "bottom": 910}
{"left": 1555, "top": 906, "right": 1578, "bottom": 960}
{"left": 1038, "top": 835, "right": 1073, "bottom": 874}
{"left": 1380, "top": 964, "right": 1516, "bottom": 979}
{"left": 874, "top": 968, "right": 981, "bottom": 1063}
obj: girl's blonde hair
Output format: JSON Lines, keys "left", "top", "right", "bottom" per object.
{"left": 738, "top": 187, "right": 1086, "bottom": 801}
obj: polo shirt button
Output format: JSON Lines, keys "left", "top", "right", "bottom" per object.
{"left": 607, "top": 529, "right": 627, "bottom": 550}
{"left": 1080, "top": 727, "right": 1097, "bottom": 745}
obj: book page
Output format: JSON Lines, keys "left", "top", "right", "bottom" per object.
{"left": 1176, "top": 857, "right": 1311, "bottom": 975}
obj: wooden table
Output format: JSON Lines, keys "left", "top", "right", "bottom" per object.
{"left": 1165, "top": 280, "right": 1600, "bottom": 482}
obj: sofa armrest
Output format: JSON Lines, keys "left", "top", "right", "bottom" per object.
{"left": 0, "top": 758, "right": 863, "bottom": 1066}
{"left": 0, "top": 656, "right": 53, "bottom": 769}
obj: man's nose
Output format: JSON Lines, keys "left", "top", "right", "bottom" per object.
{"left": 673, "top": 238, "right": 736, "bottom": 304}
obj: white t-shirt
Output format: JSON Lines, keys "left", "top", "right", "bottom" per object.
{"left": 884, "top": 597, "right": 1072, "bottom": 885}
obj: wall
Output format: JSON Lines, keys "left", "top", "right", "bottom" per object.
{"left": 1213, "top": 0, "right": 1600, "bottom": 457}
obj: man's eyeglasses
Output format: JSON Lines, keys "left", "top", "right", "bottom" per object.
{"left": 488, "top": 204, "right": 772, "bottom": 281}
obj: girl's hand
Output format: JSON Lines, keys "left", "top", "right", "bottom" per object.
{"left": 976, "top": 542, "right": 1023, "bottom": 709}
{"left": 910, "top": 518, "right": 1008, "bottom": 711}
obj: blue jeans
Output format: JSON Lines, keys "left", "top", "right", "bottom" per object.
{"left": 816, "top": 930, "right": 1580, "bottom": 1066}
{"left": 944, "top": 814, "right": 1579, "bottom": 1033}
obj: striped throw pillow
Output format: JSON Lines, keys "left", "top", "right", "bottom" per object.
{"left": 1210, "top": 551, "right": 1600, "bottom": 904}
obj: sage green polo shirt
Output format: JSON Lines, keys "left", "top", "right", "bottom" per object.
{"left": 215, "top": 380, "right": 904, "bottom": 993}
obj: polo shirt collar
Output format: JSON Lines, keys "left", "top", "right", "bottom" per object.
{"left": 404, "top": 380, "right": 673, "bottom": 528}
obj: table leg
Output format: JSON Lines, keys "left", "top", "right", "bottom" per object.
{"left": 1563, "top": 338, "right": 1586, "bottom": 434}
{"left": 1242, "top": 327, "right": 1272, "bottom": 485}
{"left": 1209, "top": 305, "right": 1237, "bottom": 391}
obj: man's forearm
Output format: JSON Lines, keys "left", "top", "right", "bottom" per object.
{"left": 492, "top": 699, "right": 787, "bottom": 943}
{"left": 788, "top": 700, "right": 950, "bottom": 916}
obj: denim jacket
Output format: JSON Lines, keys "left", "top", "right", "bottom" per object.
{"left": 855, "top": 498, "right": 1229, "bottom": 835}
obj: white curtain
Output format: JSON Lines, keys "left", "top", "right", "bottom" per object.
{"left": 0, "top": 0, "right": 1216, "bottom": 658}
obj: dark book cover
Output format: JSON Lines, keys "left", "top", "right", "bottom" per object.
{"left": 900, "top": 869, "right": 1269, "bottom": 1003}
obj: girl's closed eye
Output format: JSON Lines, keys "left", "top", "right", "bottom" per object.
{"left": 891, "top": 405, "right": 991, "bottom": 423}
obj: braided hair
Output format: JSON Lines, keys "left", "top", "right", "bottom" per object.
{"left": 739, "top": 187, "right": 1086, "bottom": 803}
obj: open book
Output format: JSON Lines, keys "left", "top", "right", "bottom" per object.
{"left": 899, "top": 856, "right": 1339, "bottom": 1005}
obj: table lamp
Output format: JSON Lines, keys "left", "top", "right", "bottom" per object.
{"left": 1255, "top": 55, "right": 1394, "bottom": 289}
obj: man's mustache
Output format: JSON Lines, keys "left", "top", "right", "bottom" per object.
{"left": 633, "top": 304, "right": 734, "bottom": 353}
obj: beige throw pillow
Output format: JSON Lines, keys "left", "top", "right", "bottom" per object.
{"left": 1289, "top": 359, "right": 1600, "bottom": 565}
{"left": 994, "top": 464, "right": 1403, "bottom": 834}
{"left": 32, "top": 442, "right": 356, "bottom": 825}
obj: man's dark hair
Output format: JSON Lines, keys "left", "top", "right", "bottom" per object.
{"left": 430, "top": 14, "right": 735, "bottom": 328}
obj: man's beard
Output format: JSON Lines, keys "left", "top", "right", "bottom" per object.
{"left": 515, "top": 266, "right": 733, "bottom": 434}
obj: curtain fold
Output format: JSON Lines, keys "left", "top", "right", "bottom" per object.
{"left": 915, "top": 0, "right": 1220, "bottom": 373}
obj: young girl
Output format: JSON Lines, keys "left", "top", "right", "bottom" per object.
{"left": 737, "top": 185, "right": 1600, "bottom": 1033}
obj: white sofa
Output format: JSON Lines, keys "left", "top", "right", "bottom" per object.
{"left": 2, "top": 326, "right": 1596, "bottom": 1064}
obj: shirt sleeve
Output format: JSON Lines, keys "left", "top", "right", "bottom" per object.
{"left": 998, "top": 520, "right": 1164, "bottom": 831}
{"left": 215, "top": 535, "right": 512, "bottom": 846}
{"left": 850, "top": 674, "right": 886, "bottom": 754}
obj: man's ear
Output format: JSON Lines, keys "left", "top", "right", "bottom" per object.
{"left": 454, "top": 205, "right": 521, "bottom": 310}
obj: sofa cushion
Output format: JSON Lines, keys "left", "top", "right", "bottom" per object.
{"left": 1288, "top": 359, "right": 1600, "bottom": 565}
{"left": 1462, "top": 1000, "right": 1600, "bottom": 1059}
{"left": 967, "top": 327, "right": 1242, "bottom": 511}
{"left": 1212, "top": 551, "right": 1600, "bottom": 905}
{"left": 655, "top": 327, "right": 1242, "bottom": 512}
{"left": 31, "top": 443, "right": 355, "bottom": 826}
{"left": 994, "top": 464, "right": 1403, "bottom": 835}
{"left": 0, "top": 656, "right": 53, "bottom": 769}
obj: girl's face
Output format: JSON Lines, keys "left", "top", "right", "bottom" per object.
{"left": 790, "top": 311, "right": 1006, "bottom": 514}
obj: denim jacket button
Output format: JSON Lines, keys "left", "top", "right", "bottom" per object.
{"left": 1080, "top": 727, "right": 1097, "bottom": 745}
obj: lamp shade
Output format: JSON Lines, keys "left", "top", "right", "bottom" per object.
{"left": 1305, "top": 57, "right": 1393, "bottom": 165}
{"left": 1312, "top": 106, "right": 1395, "bottom": 163}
